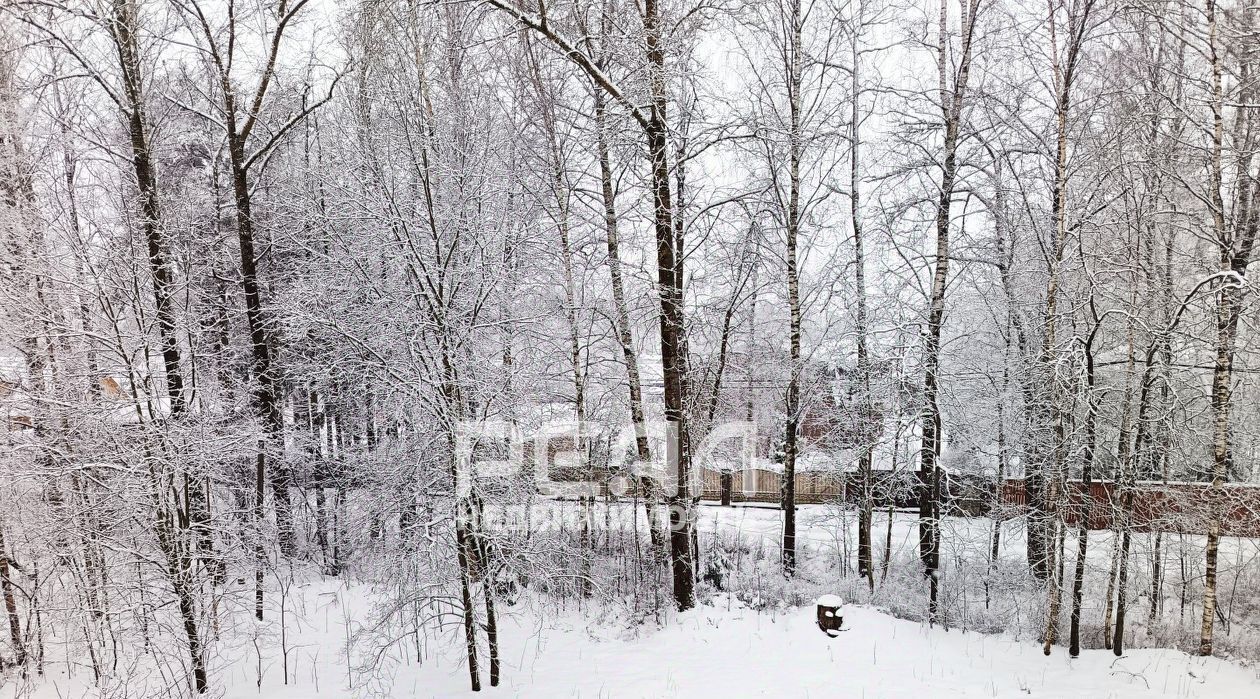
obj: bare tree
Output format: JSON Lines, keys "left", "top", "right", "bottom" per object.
{"left": 1199, "top": 0, "right": 1259, "bottom": 657}
{"left": 482, "top": 0, "right": 699, "bottom": 609}
{"left": 919, "top": 0, "right": 982, "bottom": 625}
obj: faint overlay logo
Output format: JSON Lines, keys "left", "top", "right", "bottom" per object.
{"left": 455, "top": 419, "right": 758, "bottom": 531}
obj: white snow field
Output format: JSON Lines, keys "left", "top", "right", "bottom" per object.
{"left": 11, "top": 578, "right": 1258, "bottom": 699}
{"left": 3, "top": 504, "right": 1258, "bottom": 698}
{"left": 217, "top": 585, "right": 1260, "bottom": 699}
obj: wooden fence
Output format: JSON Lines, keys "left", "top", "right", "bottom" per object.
{"left": 699, "top": 468, "right": 842, "bottom": 504}
{"left": 695, "top": 468, "right": 990, "bottom": 513}
{"left": 569, "top": 469, "right": 1260, "bottom": 538}
{"left": 999, "top": 479, "right": 1260, "bottom": 538}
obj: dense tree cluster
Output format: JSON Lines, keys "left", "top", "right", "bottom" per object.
{"left": 2, "top": 0, "right": 1260, "bottom": 694}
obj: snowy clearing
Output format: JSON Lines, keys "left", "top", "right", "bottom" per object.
{"left": 4, "top": 501, "right": 1258, "bottom": 698}
{"left": 14, "top": 578, "right": 1258, "bottom": 699}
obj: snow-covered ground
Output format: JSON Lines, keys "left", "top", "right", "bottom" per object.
{"left": 15, "top": 576, "right": 1256, "bottom": 698}
{"left": 4, "top": 503, "right": 1258, "bottom": 698}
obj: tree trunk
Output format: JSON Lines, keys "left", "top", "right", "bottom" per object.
{"left": 1200, "top": 0, "right": 1227, "bottom": 657}
{"left": 593, "top": 85, "right": 664, "bottom": 551}
{"left": 1040, "top": 0, "right": 1087, "bottom": 648}
{"left": 989, "top": 358, "right": 1008, "bottom": 611}
{"left": 643, "top": 0, "right": 696, "bottom": 611}
{"left": 110, "top": 0, "right": 185, "bottom": 416}
{"left": 149, "top": 467, "right": 208, "bottom": 694}
{"left": 527, "top": 34, "right": 592, "bottom": 595}
{"left": 850, "top": 18, "right": 874, "bottom": 593}
{"left": 1199, "top": 0, "right": 1258, "bottom": 656}
{"left": 227, "top": 142, "right": 294, "bottom": 559}
{"left": 1069, "top": 320, "right": 1101, "bottom": 657}
{"left": 1102, "top": 532, "right": 1119, "bottom": 650}
{"left": 485, "top": 0, "right": 696, "bottom": 613}
{"left": 0, "top": 522, "right": 24, "bottom": 667}
{"left": 454, "top": 502, "right": 481, "bottom": 692}
{"left": 920, "top": 0, "right": 978, "bottom": 624}
{"left": 779, "top": 0, "right": 804, "bottom": 578}
{"left": 1112, "top": 516, "right": 1132, "bottom": 655}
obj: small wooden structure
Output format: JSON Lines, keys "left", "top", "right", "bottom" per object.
{"left": 816, "top": 594, "right": 844, "bottom": 637}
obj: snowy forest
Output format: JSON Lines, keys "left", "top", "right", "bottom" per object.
{"left": 2, "top": 0, "right": 1260, "bottom": 696}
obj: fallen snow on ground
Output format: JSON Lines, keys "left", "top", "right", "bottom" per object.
{"left": 7, "top": 504, "right": 1259, "bottom": 698}
{"left": 202, "top": 582, "right": 1257, "bottom": 699}
{"left": 17, "top": 573, "right": 1256, "bottom": 699}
